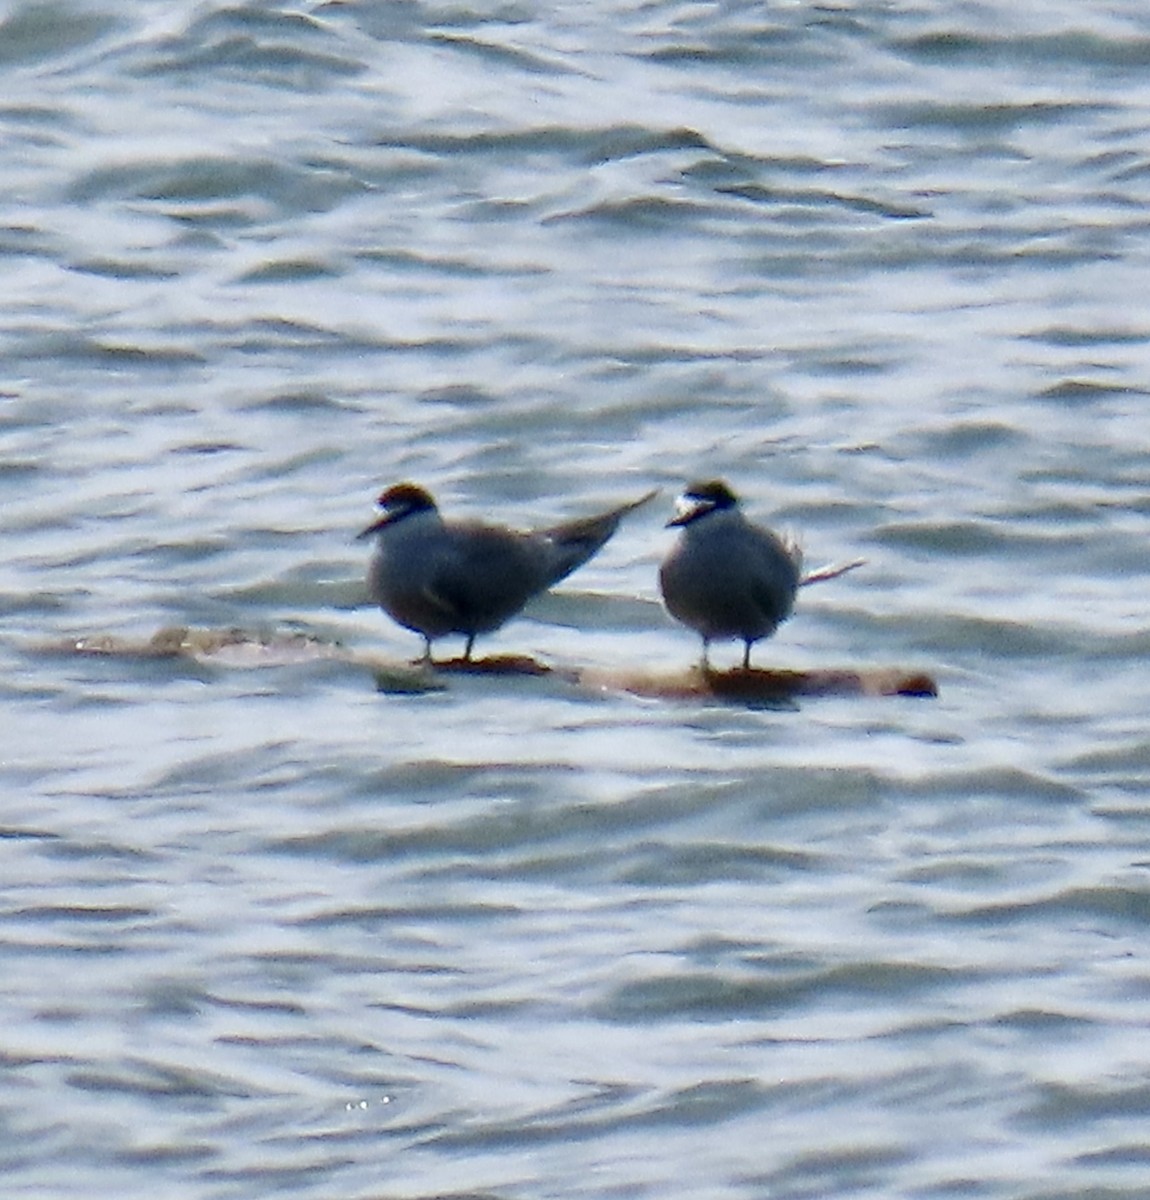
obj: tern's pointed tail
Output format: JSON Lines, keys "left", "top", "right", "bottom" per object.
{"left": 800, "top": 558, "right": 866, "bottom": 586}
{"left": 541, "top": 489, "right": 658, "bottom": 587}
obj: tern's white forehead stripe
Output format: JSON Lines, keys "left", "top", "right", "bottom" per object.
{"left": 675, "top": 493, "right": 712, "bottom": 520}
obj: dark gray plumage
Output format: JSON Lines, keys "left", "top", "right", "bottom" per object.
{"left": 659, "top": 479, "right": 803, "bottom": 671}
{"left": 358, "top": 482, "right": 655, "bottom": 661}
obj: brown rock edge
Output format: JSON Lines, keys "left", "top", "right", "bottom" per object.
{"left": 432, "top": 655, "right": 937, "bottom": 700}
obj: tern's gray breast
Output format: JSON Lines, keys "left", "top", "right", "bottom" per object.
{"left": 660, "top": 512, "right": 801, "bottom": 642}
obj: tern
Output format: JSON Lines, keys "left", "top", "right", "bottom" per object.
{"left": 359, "top": 482, "right": 656, "bottom": 662}
{"left": 660, "top": 479, "right": 807, "bottom": 671}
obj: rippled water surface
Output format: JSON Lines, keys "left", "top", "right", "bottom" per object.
{"left": 3, "top": 2, "right": 1150, "bottom": 1197}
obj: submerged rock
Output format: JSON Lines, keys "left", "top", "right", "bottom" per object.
{"left": 44, "top": 625, "right": 937, "bottom": 702}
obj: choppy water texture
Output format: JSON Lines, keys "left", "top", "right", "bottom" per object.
{"left": 3, "top": 2, "right": 1150, "bottom": 1197}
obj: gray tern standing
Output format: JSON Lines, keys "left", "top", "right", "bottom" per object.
{"left": 659, "top": 479, "right": 804, "bottom": 671}
{"left": 359, "top": 482, "right": 656, "bottom": 662}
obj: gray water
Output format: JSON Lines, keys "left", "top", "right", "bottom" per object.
{"left": 3, "top": 1, "right": 1150, "bottom": 1197}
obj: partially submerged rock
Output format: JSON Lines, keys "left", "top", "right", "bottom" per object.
{"left": 51, "top": 626, "right": 345, "bottom": 667}
{"left": 46, "top": 626, "right": 937, "bottom": 702}
{"left": 577, "top": 664, "right": 937, "bottom": 701}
